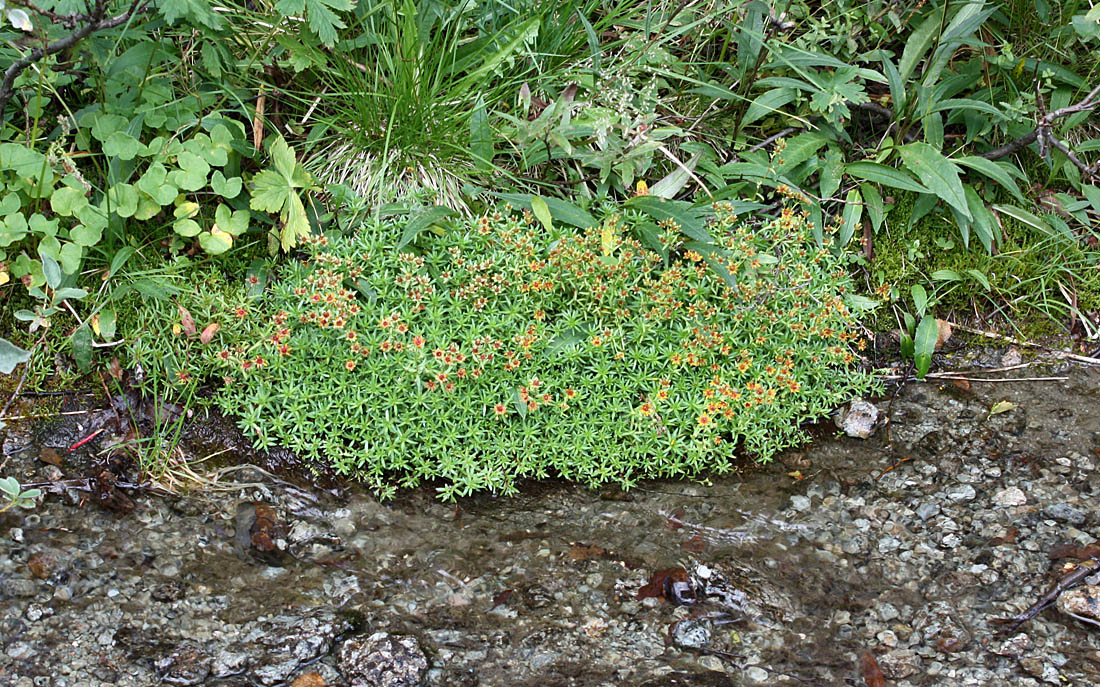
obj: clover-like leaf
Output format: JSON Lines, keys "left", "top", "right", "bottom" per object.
{"left": 171, "top": 151, "right": 211, "bottom": 191}
{"left": 199, "top": 226, "right": 234, "bottom": 254}
{"left": 214, "top": 204, "right": 249, "bottom": 235}
{"left": 107, "top": 183, "right": 140, "bottom": 218}
{"left": 103, "top": 131, "right": 142, "bottom": 160}
{"left": 50, "top": 186, "right": 88, "bottom": 216}
{"left": 174, "top": 218, "right": 202, "bottom": 237}
{"left": 211, "top": 170, "right": 242, "bottom": 198}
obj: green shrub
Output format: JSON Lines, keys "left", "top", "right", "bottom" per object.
{"left": 206, "top": 200, "right": 877, "bottom": 499}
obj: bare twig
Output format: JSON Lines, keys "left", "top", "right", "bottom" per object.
{"left": 981, "top": 81, "right": 1100, "bottom": 180}
{"left": 947, "top": 321, "right": 1100, "bottom": 365}
{"left": 0, "top": 0, "right": 152, "bottom": 120}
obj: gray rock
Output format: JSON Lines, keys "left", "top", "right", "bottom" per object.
{"left": 946, "top": 484, "right": 976, "bottom": 502}
{"left": 835, "top": 399, "right": 879, "bottom": 439}
{"left": 744, "top": 666, "right": 769, "bottom": 682}
{"left": 1042, "top": 503, "right": 1087, "bottom": 526}
{"left": 1057, "top": 585, "right": 1100, "bottom": 625}
{"left": 915, "top": 502, "right": 940, "bottom": 521}
{"left": 338, "top": 633, "right": 428, "bottom": 687}
{"left": 878, "top": 649, "right": 920, "bottom": 679}
{"left": 993, "top": 487, "right": 1027, "bottom": 507}
{"left": 790, "top": 495, "right": 810, "bottom": 512}
{"left": 990, "top": 633, "right": 1031, "bottom": 657}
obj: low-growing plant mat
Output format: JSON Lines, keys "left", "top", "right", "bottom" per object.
{"left": 199, "top": 202, "right": 877, "bottom": 499}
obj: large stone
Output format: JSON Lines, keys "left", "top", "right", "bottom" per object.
{"left": 339, "top": 633, "right": 428, "bottom": 687}
{"left": 1058, "top": 585, "right": 1100, "bottom": 626}
{"left": 835, "top": 399, "right": 879, "bottom": 439}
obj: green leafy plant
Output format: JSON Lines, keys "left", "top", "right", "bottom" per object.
{"left": 0, "top": 476, "right": 40, "bottom": 512}
{"left": 185, "top": 199, "right": 877, "bottom": 499}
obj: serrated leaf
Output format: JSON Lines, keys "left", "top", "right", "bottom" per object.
{"left": 897, "top": 143, "right": 971, "bottom": 220}
{"left": 249, "top": 168, "right": 290, "bottom": 213}
{"left": 158, "top": 0, "right": 226, "bottom": 30}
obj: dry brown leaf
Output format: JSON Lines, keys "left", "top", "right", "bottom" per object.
{"left": 199, "top": 322, "right": 220, "bottom": 345}
{"left": 935, "top": 318, "right": 952, "bottom": 350}
{"left": 178, "top": 305, "right": 196, "bottom": 337}
{"left": 860, "top": 651, "right": 885, "bottom": 687}
{"left": 566, "top": 543, "right": 608, "bottom": 562}
{"left": 108, "top": 357, "right": 123, "bottom": 381}
{"left": 290, "top": 674, "right": 326, "bottom": 687}
{"left": 38, "top": 447, "right": 63, "bottom": 467}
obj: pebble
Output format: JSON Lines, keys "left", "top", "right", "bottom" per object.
{"left": 878, "top": 649, "right": 920, "bottom": 679}
{"left": 1057, "top": 585, "right": 1100, "bottom": 624}
{"left": 1042, "top": 503, "right": 1087, "bottom": 526}
{"left": 835, "top": 399, "right": 879, "bottom": 438}
{"left": 946, "top": 485, "right": 976, "bottom": 502}
{"left": 993, "top": 486, "right": 1027, "bottom": 507}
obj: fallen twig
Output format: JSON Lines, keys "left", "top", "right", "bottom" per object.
{"left": 992, "top": 559, "right": 1098, "bottom": 634}
{"left": 947, "top": 321, "right": 1100, "bottom": 365}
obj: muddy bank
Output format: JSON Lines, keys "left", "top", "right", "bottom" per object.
{"left": 2, "top": 348, "right": 1100, "bottom": 686}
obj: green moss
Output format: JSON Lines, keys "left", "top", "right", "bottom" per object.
{"left": 868, "top": 190, "right": 1100, "bottom": 333}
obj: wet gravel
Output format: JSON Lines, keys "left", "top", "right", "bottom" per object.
{"left": 1, "top": 346, "right": 1099, "bottom": 686}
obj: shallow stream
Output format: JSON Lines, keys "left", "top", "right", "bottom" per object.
{"left": 2, "top": 346, "right": 1099, "bottom": 686}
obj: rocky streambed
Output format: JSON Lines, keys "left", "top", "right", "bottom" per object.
{"left": 2, "top": 346, "right": 1100, "bottom": 686}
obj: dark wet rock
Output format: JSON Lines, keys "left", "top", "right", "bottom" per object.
{"left": 1042, "top": 502, "right": 1088, "bottom": 526}
{"left": 234, "top": 501, "right": 290, "bottom": 566}
{"left": 155, "top": 643, "right": 212, "bottom": 685}
{"left": 834, "top": 398, "right": 879, "bottom": 438}
{"left": 338, "top": 633, "right": 428, "bottom": 687}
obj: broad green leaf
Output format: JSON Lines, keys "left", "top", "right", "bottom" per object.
{"left": 845, "top": 294, "right": 880, "bottom": 312}
{"left": 931, "top": 269, "right": 961, "bottom": 281}
{"left": 899, "top": 4, "right": 946, "bottom": 82}
{"left": 911, "top": 284, "right": 927, "bottom": 316}
{"left": 845, "top": 161, "right": 930, "bottom": 194}
{"left": 53, "top": 287, "right": 88, "bottom": 302}
{"left": 625, "top": 195, "right": 712, "bottom": 243}
{"left": 963, "top": 184, "right": 996, "bottom": 253}
{"left": 199, "top": 227, "right": 234, "bottom": 254}
{"left": 955, "top": 156, "right": 1025, "bottom": 202}
{"left": 107, "top": 183, "right": 139, "bottom": 218}
{"left": 1082, "top": 185, "right": 1100, "bottom": 216}
{"left": 109, "top": 247, "right": 135, "bottom": 277}
{"left": 742, "top": 87, "right": 797, "bottom": 126}
{"left": 174, "top": 218, "right": 202, "bottom": 237}
{"left": 280, "top": 192, "right": 310, "bottom": 251}
{"left": 58, "top": 242, "right": 82, "bottom": 275}
{"left": 914, "top": 314, "right": 938, "bottom": 378}
{"left": 94, "top": 308, "right": 117, "bottom": 339}
{"left": 0, "top": 338, "right": 30, "bottom": 374}
{"left": 50, "top": 186, "right": 88, "bottom": 216}
{"left": 511, "top": 386, "right": 527, "bottom": 418}
{"left": 41, "top": 253, "right": 61, "bottom": 289}
{"left": 838, "top": 188, "right": 862, "bottom": 248}
{"left": 71, "top": 325, "right": 92, "bottom": 371}
{"left": 928, "top": 98, "right": 1003, "bottom": 118}
{"left": 494, "top": 193, "right": 596, "bottom": 228}
{"left": 992, "top": 203, "right": 1053, "bottom": 236}
{"left": 530, "top": 196, "right": 553, "bottom": 231}
{"left": 397, "top": 206, "right": 458, "bottom": 250}
{"left": 819, "top": 150, "right": 844, "bottom": 199}
{"left": 897, "top": 143, "right": 971, "bottom": 220}
{"left": 860, "top": 182, "right": 885, "bottom": 232}
{"left": 966, "top": 269, "right": 991, "bottom": 290}
{"left": 775, "top": 132, "right": 829, "bottom": 175}
{"left": 470, "top": 95, "right": 494, "bottom": 170}
{"left": 172, "top": 151, "right": 210, "bottom": 191}
{"left": 249, "top": 168, "right": 291, "bottom": 213}
{"left": 103, "top": 131, "right": 142, "bottom": 160}
{"left": 70, "top": 223, "right": 103, "bottom": 247}
{"left": 137, "top": 161, "right": 178, "bottom": 205}
{"left": 214, "top": 204, "right": 249, "bottom": 235}
{"left": 649, "top": 151, "right": 701, "bottom": 199}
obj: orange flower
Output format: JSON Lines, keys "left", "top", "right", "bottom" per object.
{"left": 638, "top": 403, "right": 655, "bottom": 417}
{"left": 345, "top": 360, "right": 356, "bottom": 371}
{"left": 493, "top": 403, "right": 508, "bottom": 416}
{"left": 697, "top": 414, "right": 711, "bottom": 426}
{"left": 412, "top": 335, "right": 425, "bottom": 348}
